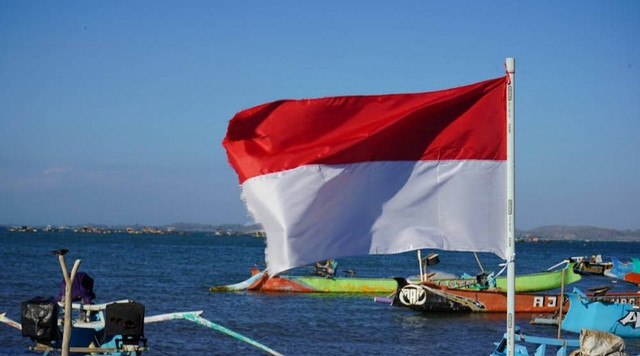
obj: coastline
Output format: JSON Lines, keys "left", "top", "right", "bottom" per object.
{"left": 0, "top": 224, "right": 637, "bottom": 242}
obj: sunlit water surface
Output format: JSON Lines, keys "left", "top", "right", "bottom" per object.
{"left": 1, "top": 232, "right": 638, "bottom": 355}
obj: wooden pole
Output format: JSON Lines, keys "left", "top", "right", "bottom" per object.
{"left": 557, "top": 267, "right": 566, "bottom": 339}
{"left": 58, "top": 254, "right": 81, "bottom": 356}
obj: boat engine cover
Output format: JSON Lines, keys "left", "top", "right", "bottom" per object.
{"left": 20, "top": 297, "right": 60, "bottom": 343}
{"left": 105, "top": 301, "right": 145, "bottom": 342}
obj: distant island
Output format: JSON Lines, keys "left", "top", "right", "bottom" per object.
{"left": 517, "top": 225, "right": 640, "bottom": 242}
{"left": 0, "top": 223, "right": 638, "bottom": 242}
{"left": 0, "top": 222, "right": 265, "bottom": 238}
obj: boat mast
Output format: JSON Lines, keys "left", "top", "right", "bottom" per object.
{"left": 505, "top": 57, "right": 516, "bottom": 355}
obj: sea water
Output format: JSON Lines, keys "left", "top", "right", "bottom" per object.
{"left": 0, "top": 232, "right": 638, "bottom": 355}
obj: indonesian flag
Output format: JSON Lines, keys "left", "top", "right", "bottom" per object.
{"left": 224, "top": 76, "right": 508, "bottom": 275}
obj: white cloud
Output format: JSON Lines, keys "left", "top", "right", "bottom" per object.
{"left": 43, "top": 166, "right": 70, "bottom": 175}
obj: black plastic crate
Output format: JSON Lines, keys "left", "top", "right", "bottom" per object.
{"left": 105, "top": 301, "right": 145, "bottom": 342}
{"left": 21, "top": 297, "right": 59, "bottom": 343}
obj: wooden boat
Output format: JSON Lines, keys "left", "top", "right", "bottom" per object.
{"left": 210, "top": 268, "right": 398, "bottom": 293}
{"left": 210, "top": 263, "right": 581, "bottom": 293}
{"left": 570, "top": 254, "right": 613, "bottom": 276}
{"left": 1, "top": 251, "right": 281, "bottom": 356}
{"left": 561, "top": 288, "right": 640, "bottom": 338}
{"left": 605, "top": 257, "right": 640, "bottom": 285}
{"left": 431, "top": 262, "right": 581, "bottom": 292}
{"left": 492, "top": 328, "right": 627, "bottom": 356}
{"left": 571, "top": 255, "right": 640, "bottom": 285}
{"left": 1, "top": 300, "right": 238, "bottom": 355}
{"left": 492, "top": 328, "right": 579, "bottom": 356}
{"left": 386, "top": 278, "right": 568, "bottom": 313}
{"left": 382, "top": 278, "right": 640, "bottom": 314}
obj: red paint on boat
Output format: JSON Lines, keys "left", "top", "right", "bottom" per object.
{"left": 624, "top": 272, "right": 640, "bottom": 284}
{"left": 247, "top": 270, "right": 315, "bottom": 292}
{"left": 426, "top": 283, "right": 640, "bottom": 313}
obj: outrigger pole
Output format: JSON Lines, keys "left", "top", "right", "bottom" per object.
{"left": 145, "top": 311, "right": 283, "bottom": 356}
{"left": 505, "top": 57, "right": 516, "bottom": 355}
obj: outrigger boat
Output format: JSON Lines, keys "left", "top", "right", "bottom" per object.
{"left": 379, "top": 278, "right": 640, "bottom": 314}
{"left": 376, "top": 257, "right": 634, "bottom": 314}
{"left": 570, "top": 254, "right": 613, "bottom": 276}
{"left": 210, "top": 268, "right": 398, "bottom": 293}
{"left": 431, "top": 262, "right": 581, "bottom": 292}
{"left": 0, "top": 250, "right": 281, "bottom": 356}
{"left": 531, "top": 286, "right": 640, "bottom": 338}
{"left": 491, "top": 328, "right": 627, "bottom": 356}
{"left": 606, "top": 257, "right": 640, "bottom": 285}
{"left": 571, "top": 255, "right": 640, "bottom": 285}
{"left": 210, "top": 261, "right": 581, "bottom": 294}
{"left": 562, "top": 288, "right": 640, "bottom": 338}
{"left": 376, "top": 278, "right": 568, "bottom": 313}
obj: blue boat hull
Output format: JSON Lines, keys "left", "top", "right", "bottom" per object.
{"left": 562, "top": 289, "right": 640, "bottom": 338}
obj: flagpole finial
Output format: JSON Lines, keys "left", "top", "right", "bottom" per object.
{"left": 505, "top": 58, "right": 515, "bottom": 73}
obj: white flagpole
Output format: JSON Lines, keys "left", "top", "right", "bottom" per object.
{"left": 505, "top": 57, "right": 516, "bottom": 355}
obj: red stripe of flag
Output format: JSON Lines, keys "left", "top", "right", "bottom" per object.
{"left": 224, "top": 76, "right": 507, "bottom": 184}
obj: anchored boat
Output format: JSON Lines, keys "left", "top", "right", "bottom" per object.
{"left": 380, "top": 277, "right": 640, "bottom": 314}
{"left": 606, "top": 257, "right": 640, "bottom": 285}
{"left": 0, "top": 250, "right": 281, "bottom": 356}
{"left": 431, "top": 262, "right": 581, "bottom": 292}
{"left": 380, "top": 278, "right": 568, "bottom": 313}
{"left": 570, "top": 254, "right": 613, "bottom": 276}
{"left": 210, "top": 268, "right": 397, "bottom": 293}
{"left": 562, "top": 288, "right": 640, "bottom": 338}
{"left": 571, "top": 255, "right": 640, "bottom": 285}
{"left": 211, "top": 261, "right": 581, "bottom": 294}
{"left": 531, "top": 287, "right": 640, "bottom": 338}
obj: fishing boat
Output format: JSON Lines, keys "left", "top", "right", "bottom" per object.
{"left": 431, "top": 262, "right": 581, "bottom": 292}
{"left": 563, "top": 288, "right": 640, "bottom": 338}
{"left": 605, "top": 257, "right": 640, "bottom": 285}
{"left": 378, "top": 278, "right": 567, "bottom": 313}
{"left": 532, "top": 287, "right": 640, "bottom": 338}
{"left": 571, "top": 255, "right": 640, "bottom": 285}
{"left": 571, "top": 254, "right": 613, "bottom": 276}
{"left": 0, "top": 250, "right": 281, "bottom": 356}
{"left": 210, "top": 261, "right": 581, "bottom": 293}
{"left": 492, "top": 328, "right": 627, "bottom": 356}
{"left": 210, "top": 268, "right": 398, "bottom": 293}
{"left": 380, "top": 278, "right": 640, "bottom": 314}
{"left": 492, "top": 327, "right": 579, "bottom": 356}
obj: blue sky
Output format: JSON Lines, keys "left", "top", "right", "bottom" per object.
{"left": 1, "top": 1, "right": 638, "bottom": 230}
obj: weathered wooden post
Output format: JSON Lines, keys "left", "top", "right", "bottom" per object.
{"left": 557, "top": 267, "right": 566, "bottom": 339}
{"left": 52, "top": 250, "right": 81, "bottom": 356}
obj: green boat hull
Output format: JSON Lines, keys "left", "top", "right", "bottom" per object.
{"left": 432, "top": 263, "right": 581, "bottom": 292}
{"left": 494, "top": 265, "right": 581, "bottom": 292}
{"left": 211, "top": 263, "right": 580, "bottom": 293}
{"left": 291, "top": 276, "right": 398, "bottom": 293}
{"left": 292, "top": 264, "right": 581, "bottom": 293}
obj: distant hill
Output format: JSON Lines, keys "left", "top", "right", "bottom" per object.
{"left": 519, "top": 225, "right": 640, "bottom": 242}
